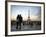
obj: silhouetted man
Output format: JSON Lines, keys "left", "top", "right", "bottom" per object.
{"left": 16, "top": 14, "right": 23, "bottom": 30}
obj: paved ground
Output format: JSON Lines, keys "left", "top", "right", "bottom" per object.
{"left": 11, "top": 24, "right": 41, "bottom": 31}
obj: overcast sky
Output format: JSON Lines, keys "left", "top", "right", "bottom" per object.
{"left": 11, "top": 5, "right": 41, "bottom": 21}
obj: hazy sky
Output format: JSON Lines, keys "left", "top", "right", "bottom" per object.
{"left": 11, "top": 5, "right": 41, "bottom": 21}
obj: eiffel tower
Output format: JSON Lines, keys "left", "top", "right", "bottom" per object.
{"left": 27, "top": 9, "right": 31, "bottom": 24}
{"left": 28, "top": 9, "right": 30, "bottom": 20}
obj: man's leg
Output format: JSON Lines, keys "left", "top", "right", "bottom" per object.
{"left": 16, "top": 22, "right": 18, "bottom": 30}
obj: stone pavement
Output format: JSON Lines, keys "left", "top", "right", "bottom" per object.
{"left": 11, "top": 24, "right": 41, "bottom": 31}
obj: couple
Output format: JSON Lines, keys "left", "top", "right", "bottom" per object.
{"left": 16, "top": 14, "right": 23, "bottom": 30}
